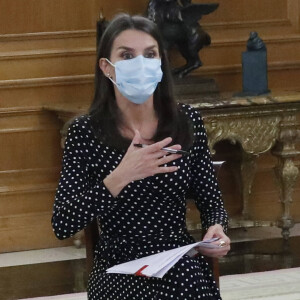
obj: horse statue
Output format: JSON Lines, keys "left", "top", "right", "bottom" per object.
{"left": 147, "top": 0, "right": 219, "bottom": 78}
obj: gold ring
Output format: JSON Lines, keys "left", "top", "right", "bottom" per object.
{"left": 218, "top": 240, "right": 226, "bottom": 248}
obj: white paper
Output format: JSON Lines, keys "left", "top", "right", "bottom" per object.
{"left": 106, "top": 238, "right": 220, "bottom": 278}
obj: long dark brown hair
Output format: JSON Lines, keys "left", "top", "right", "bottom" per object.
{"left": 89, "top": 13, "right": 193, "bottom": 151}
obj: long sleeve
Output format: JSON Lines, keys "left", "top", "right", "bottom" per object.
{"left": 187, "top": 107, "right": 228, "bottom": 232}
{"left": 52, "top": 116, "right": 119, "bottom": 240}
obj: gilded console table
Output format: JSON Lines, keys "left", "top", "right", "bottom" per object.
{"left": 187, "top": 92, "right": 300, "bottom": 239}
{"left": 44, "top": 91, "right": 300, "bottom": 239}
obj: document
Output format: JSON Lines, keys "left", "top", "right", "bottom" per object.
{"left": 106, "top": 238, "right": 220, "bottom": 278}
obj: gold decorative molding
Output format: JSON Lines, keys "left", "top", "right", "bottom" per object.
{"left": 200, "top": 93, "right": 300, "bottom": 238}
{"left": 205, "top": 115, "right": 281, "bottom": 155}
{"left": 272, "top": 113, "right": 300, "bottom": 239}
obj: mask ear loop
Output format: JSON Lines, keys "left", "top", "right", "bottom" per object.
{"left": 105, "top": 58, "right": 118, "bottom": 86}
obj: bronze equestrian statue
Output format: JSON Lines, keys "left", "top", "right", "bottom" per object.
{"left": 147, "top": 0, "right": 219, "bottom": 78}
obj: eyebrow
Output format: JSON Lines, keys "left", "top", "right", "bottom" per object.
{"left": 116, "top": 45, "right": 158, "bottom": 51}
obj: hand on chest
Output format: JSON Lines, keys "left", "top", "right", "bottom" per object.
{"left": 92, "top": 149, "right": 192, "bottom": 195}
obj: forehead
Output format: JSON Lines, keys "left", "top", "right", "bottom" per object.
{"left": 112, "top": 29, "right": 159, "bottom": 51}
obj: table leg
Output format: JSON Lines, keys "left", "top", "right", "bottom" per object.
{"left": 272, "top": 114, "right": 300, "bottom": 239}
{"left": 240, "top": 153, "right": 257, "bottom": 219}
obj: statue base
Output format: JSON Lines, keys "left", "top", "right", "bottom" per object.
{"left": 173, "top": 76, "right": 219, "bottom": 103}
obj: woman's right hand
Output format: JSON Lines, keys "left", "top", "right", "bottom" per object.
{"left": 103, "top": 130, "right": 182, "bottom": 197}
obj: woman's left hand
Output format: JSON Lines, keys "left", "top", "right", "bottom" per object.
{"left": 195, "top": 224, "right": 230, "bottom": 258}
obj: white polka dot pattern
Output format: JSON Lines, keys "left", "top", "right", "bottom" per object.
{"left": 52, "top": 103, "right": 228, "bottom": 299}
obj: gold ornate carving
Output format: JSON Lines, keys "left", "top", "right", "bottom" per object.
{"left": 205, "top": 116, "right": 281, "bottom": 155}
{"left": 272, "top": 114, "right": 300, "bottom": 239}
{"left": 203, "top": 107, "right": 299, "bottom": 239}
{"left": 273, "top": 158, "right": 298, "bottom": 239}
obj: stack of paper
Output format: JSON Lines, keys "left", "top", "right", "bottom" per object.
{"left": 106, "top": 238, "right": 219, "bottom": 278}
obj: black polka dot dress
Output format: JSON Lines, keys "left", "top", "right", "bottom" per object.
{"left": 52, "top": 104, "right": 228, "bottom": 300}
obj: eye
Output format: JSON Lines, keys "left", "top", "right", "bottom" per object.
{"left": 144, "top": 50, "right": 157, "bottom": 59}
{"left": 121, "top": 52, "right": 134, "bottom": 60}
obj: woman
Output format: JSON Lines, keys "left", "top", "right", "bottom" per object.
{"left": 52, "top": 13, "right": 230, "bottom": 300}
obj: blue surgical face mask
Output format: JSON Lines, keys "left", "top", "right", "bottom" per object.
{"left": 105, "top": 55, "right": 163, "bottom": 104}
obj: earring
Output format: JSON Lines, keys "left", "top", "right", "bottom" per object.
{"left": 106, "top": 73, "right": 110, "bottom": 78}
